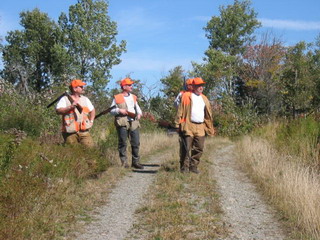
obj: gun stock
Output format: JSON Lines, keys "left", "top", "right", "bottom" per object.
{"left": 66, "top": 94, "right": 83, "bottom": 113}
{"left": 95, "top": 105, "right": 116, "bottom": 120}
{"left": 127, "top": 111, "right": 137, "bottom": 119}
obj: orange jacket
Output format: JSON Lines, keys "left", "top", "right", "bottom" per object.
{"left": 175, "top": 92, "right": 215, "bottom": 136}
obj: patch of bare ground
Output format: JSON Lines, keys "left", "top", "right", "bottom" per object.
{"left": 72, "top": 148, "right": 170, "bottom": 240}
{"left": 212, "top": 140, "right": 288, "bottom": 240}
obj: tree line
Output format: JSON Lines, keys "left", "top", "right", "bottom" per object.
{"left": 1, "top": 0, "right": 320, "bottom": 136}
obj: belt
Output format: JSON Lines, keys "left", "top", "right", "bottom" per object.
{"left": 191, "top": 122, "right": 203, "bottom": 124}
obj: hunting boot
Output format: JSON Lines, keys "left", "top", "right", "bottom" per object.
{"left": 132, "top": 160, "right": 144, "bottom": 169}
{"left": 189, "top": 165, "right": 199, "bottom": 174}
{"left": 120, "top": 158, "right": 129, "bottom": 168}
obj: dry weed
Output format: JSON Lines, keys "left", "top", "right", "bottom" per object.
{"left": 237, "top": 136, "right": 320, "bottom": 239}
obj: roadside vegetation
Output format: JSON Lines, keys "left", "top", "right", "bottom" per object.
{"left": 237, "top": 118, "right": 320, "bottom": 240}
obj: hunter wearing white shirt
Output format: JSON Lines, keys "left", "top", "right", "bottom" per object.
{"left": 110, "top": 78, "right": 144, "bottom": 170}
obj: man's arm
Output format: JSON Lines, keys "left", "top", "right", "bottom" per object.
{"left": 56, "top": 97, "right": 77, "bottom": 115}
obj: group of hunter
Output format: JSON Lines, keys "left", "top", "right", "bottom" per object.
{"left": 56, "top": 77, "right": 215, "bottom": 173}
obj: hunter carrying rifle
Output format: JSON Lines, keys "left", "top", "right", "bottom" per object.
{"left": 55, "top": 79, "right": 95, "bottom": 147}
{"left": 109, "top": 77, "right": 144, "bottom": 169}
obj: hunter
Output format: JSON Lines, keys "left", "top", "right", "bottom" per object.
{"left": 110, "top": 77, "right": 144, "bottom": 169}
{"left": 56, "top": 79, "right": 95, "bottom": 147}
{"left": 173, "top": 78, "right": 194, "bottom": 108}
{"left": 174, "top": 77, "right": 215, "bottom": 173}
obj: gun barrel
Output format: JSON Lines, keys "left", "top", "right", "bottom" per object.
{"left": 46, "top": 92, "right": 67, "bottom": 108}
{"left": 95, "top": 105, "right": 116, "bottom": 120}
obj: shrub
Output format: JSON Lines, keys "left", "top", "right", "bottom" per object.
{"left": 213, "top": 96, "right": 260, "bottom": 136}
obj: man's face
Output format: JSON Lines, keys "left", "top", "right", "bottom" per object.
{"left": 73, "top": 85, "right": 85, "bottom": 94}
{"left": 187, "top": 84, "right": 193, "bottom": 91}
{"left": 193, "top": 84, "right": 204, "bottom": 94}
{"left": 123, "top": 84, "right": 133, "bottom": 92}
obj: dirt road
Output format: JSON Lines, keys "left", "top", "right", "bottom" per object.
{"left": 212, "top": 143, "right": 286, "bottom": 240}
{"left": 74, "top": 141, "right": 287, "bottom": 240}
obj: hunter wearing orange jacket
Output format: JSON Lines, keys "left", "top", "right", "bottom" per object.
{"left": 174, "top": 77, "right": 215, "bottom": 173}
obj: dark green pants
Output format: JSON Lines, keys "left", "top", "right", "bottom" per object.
{"left": 180, "top": 135, "right": 205, "bottom": 171}
{"left": 117, "top": 126, "right": 140, "bottom": 164}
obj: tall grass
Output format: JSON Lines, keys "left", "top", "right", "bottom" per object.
{"left": 255, "top": 117, "right": 320, "bottom": 167}
{"left": 237, "top": 118, "right": 320, "bottom": 239}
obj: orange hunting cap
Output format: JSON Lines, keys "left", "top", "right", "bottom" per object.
{"left": 193, "top": 77, "right": 206, "bottom": 85}
{"left": 70, "top": 79, "right": 86, "bottom": 88}
{"left": 120, "top": 77, "right": 135, "bottom": 86}
{"left": 186, "top": 78, "right": 194, "bottom": 85}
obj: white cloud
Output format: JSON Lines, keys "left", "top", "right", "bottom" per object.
{"left": 259, "top": 18, "right": 320, "bottom": 31}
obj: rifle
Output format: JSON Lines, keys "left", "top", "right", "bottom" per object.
{"left": 95, "top": 105, "right": 116, "bottom": 120}
{"left": 66, "top": 94, "right": 83, "bottom": 113}
{"left": 127, "top": 111, "right": 137, "bottom": 119}
{"left": 46, "top": 92, "right": 68, "bottom": 109}
{"left": 47, "top": 91, "right": 82, "bottom": 113}
{"left": 183, "top": 76, "right": 187, "bottom": 91}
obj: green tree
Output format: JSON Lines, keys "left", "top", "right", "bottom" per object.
{"left": 2, "top": 9, "right": 63, "bottom": 93}
{"left": 196, "top": 0, "right": 261, "bottom": 100}
{"left": 159, "top": 66, "right": 186, "bottom": 122}
{"left": 311, "top": 34, "right": 320, "bottom": 111}
{"left": 280, "top": 41, "right": 315, "bottom": 117}
{"left": 58, "top": 0, "right": 126, "bottom": 93}
{"left": 204, "top": 0, "right": 261, "bottom": 56}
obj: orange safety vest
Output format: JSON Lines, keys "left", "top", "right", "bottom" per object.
{"left": 114, "top": 93, "right": 137, "bottom": 105}
{"left": 62, "top": 96, "right": 93, "bottom": 133}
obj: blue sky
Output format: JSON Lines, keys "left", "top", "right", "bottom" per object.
{"left": 1, "top": 0, "right": 320, "bottom": 90}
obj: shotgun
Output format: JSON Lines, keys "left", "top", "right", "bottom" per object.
{"left": 47, "top": 91, "right": 83, "bottom": 113}
{"left": 46, "top": 92, "right": 68, "bottom": 109}
{"left": 66, "top": 94, "right": 83, "bottom": 113}
{"left": 95, "top": 105, "right": 116, "bottom": 119}
{"left": 127, "top": 111, "right": 137, "bottom": 119}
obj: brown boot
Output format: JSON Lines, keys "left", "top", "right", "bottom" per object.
{"left": 132, "top": 162, "right": 144, "bottom": 169}
{"left": 189, "top": 166, "right": 199, "bottom": 174}
{"left": 121, "top": 160, "right": 129, "bottom": 168}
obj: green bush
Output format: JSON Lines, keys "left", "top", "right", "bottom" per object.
{"left": 274, "top": 117, "right": 320, "bottom": 165}
{"left": 214, "top": 96, "right": 260, "bottom": 136}
{"left": 0, "top": 92, "right": 60, "bottom": 138}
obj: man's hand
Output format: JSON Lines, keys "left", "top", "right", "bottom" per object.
{"left": 119, "top": 109, "right": 128, "bottom": 115}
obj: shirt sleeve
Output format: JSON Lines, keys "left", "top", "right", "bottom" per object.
{"left": 85, "top": 97, "right": 95, "bottom": 112}
{"left": 174, "top": 92, "right": 182, "bottom": 108}
{"left": 56, "top": 96, "right": 67, "bottom": 109}
{"left": 110, "top": 99, "right": 119, "bottom": 116}
{"left": 135, "top": 101, "right": 143, "bottom": 116}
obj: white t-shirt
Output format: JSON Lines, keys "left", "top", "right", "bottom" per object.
{"left": 191, "top": 93, "right": 205, "bottom": 123}
{"left": 56, "top": 96, "right": 94, "bottom": 112}
{"left": 110, "top": 93, "right": 142, "bottom": 117}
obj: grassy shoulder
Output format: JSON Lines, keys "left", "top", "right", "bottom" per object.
{"left": 128, "top": 137, "right": 228, "bottom": 240}
{"left": 0, "top": 129, "right": 173, "bottom": 240}
{"left": 236, "top": 119, "right": 320, "bottom": 240}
